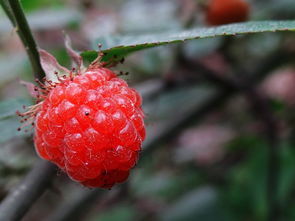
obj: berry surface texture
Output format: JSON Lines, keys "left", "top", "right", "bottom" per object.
{"left": 33, "top": 55, "right": 145, "bottom": 189}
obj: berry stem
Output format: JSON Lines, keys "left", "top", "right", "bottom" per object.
{"left": 0, "top": 0, "right": 15, "bottom": 25}
{"left": 1, "top": 0, "right": 45, "bottom": 81}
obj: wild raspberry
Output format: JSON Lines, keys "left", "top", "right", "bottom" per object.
{"left": 205, "top": 0, "right": 250, "bottom": 26}
{"left": 20, "top": 49, "right": 145, "bottom": 189}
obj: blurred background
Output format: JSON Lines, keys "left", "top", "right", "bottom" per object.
{"left": 1, "top": 0, "right": 295, "bottom": 220}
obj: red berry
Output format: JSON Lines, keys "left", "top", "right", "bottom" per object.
{"left": 33, "top": 67, "right": 145, "bottom": 189}
{"left": 206, "top": 0, "right": 250, "bottom": 26}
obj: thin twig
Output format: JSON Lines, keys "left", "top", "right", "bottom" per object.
{"left": 0, "top": 0, "right": 15, "bottom": 25}
{"left": 0, "top": 160, "right": 56, "bottom": 221}
{"left": 3, "top": 0, "right": 45, "bottom": 80}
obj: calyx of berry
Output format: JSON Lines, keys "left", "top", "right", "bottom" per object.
{"left": 39, "top": 35, "right": 87, "bottom": 84}
{"left": 39, "top": 49, "right": 71, "bottom": 83}
{"left": 18, "top": 37, "right": 105, "bottom": 127}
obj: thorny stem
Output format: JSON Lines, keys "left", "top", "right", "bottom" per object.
{"left": 2, "top": 0, "right": 45, "bottom": 81}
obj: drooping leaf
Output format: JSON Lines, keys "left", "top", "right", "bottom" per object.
{"left": 39, "top": 49, "right": 70, "bottom": 82}
{"left": 81, "top": 20, "right": 295, "bottom": 62}
{"left": 64, "top": 34, "right": 84, "bottom": 71}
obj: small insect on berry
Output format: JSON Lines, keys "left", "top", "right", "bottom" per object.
{"left": 19, "top": 44, "right": 145, "bottom": 189}
{"left": 205, "top": 0, "right": 250, "bottom": 26}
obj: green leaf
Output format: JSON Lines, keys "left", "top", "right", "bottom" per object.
{"left": 81, "top": 20, "right": 295, "bottom": 62}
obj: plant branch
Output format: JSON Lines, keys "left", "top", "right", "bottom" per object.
{"left": 0, "top": 160, "right": 56, "bottom": 221}
{"left": 3, "top": 0, "right": 45, "bottom": 80}
{"left": 0, "top": 0, "right": 15, "bottom": 25}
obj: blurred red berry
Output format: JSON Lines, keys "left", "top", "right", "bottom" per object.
{"left": 32, "top": 64, "right": 145, "bottom": 189}
{"left": 205, "top": 0, "right": 250, "bottom": 26}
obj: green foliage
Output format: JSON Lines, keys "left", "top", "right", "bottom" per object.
{"left": 82, "top": 21, "right": 295, "bottom": 62}
{"left": 221, "top": 136, "right": 295, "bottom": 220}
{"left": 21, "top": 0, "right": 63, "bottom": 12}
{"left": 223, "top": 136, "right": 268, "bottom": 220}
